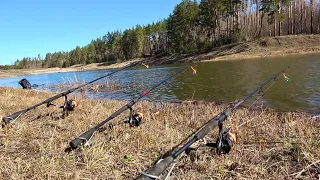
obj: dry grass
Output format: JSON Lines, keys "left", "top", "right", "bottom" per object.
{"left": 0, "top": 87, "right": 319, "bottom": 179}
{"left": 57, "top": 75, "right": 122, "bottom": 94}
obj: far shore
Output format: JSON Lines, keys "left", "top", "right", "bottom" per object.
{"left": 0, "top": 59, "right": 141, "bottom": 79}
{"left": 1, "top": 34, "right": 320, "bottom": 79}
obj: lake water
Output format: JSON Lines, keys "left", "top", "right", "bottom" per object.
{"left": 0, "top": 53, "right": 319, "bottom": 113}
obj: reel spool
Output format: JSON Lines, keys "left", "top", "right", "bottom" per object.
{"left": 64, "top": 99, "right": 78, "bottom": 111}
{"left": 127, "top": 107, "right": 144, "bottom": 127}
{"left": 216, "top": 128, "right": 237, "bottom": 154}
{"left": 129, "top": 112, "right": 144, "bottom": 127}
{"left": 185, "top": 127, "right": 237, "bottom": 155}
{"left": 46, "top": 95, "right": 78, "bottom": 118}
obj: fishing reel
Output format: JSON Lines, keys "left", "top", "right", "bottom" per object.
{"left": 102, "top": 107, "right": 144, "bottom": 131}
{"left": 124, "top": 107, "right": 144, "bottom": 127}
{"left": 47, "top": 95, "right": 78, "bottom": 118}
{"left": 216, "top": 126, "right": 237, "bottom": 155}
{"left": 62, "top": 99, "right": 78, "bottom": 112}
{"left": 185, "top": 123, "right": 237, "bottom": 155}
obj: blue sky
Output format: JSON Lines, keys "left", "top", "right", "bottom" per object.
{"left": 0, "top": 0, "right": 181, "bottom": 65}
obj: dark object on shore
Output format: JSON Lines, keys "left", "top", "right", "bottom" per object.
{"left": 19, "top": 79, "right": 31, "bottom": 89}
{"left": 31, "top": 84, "right": 39, "bottom": 88}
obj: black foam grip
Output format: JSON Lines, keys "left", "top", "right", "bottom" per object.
{"left": 136, "top": 156, "right": 174, "bottom": 180}
{"left": 2, "top": 110, "right": 25, "bottom": 124}
{"left": 69, "top": 128, "right": 96, "bottom": 149}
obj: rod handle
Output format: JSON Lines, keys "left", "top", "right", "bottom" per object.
{"left": 136, "top": 156, "right": 174, "bottom": 180}
{"left": 2, "top": 110, "right": 26, "bottom": 125}
{"left": 69, "top": 128, "right": 96, "bottom": 149}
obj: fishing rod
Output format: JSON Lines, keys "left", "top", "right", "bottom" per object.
{"left": 136, "top": 62, "right": 294, "bottom": 180}
{"left": 2, "top": 61, "right": 141, "bottom": 126}
{"left": 68, "top": 65, "right": 196, "bottom": 150}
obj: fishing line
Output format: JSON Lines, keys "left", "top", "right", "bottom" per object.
{"left": 2, "top": 62, "right": 142, "bottom": 126}
{"left": 137, "top": 62, "right": 295, "bottom": 180}
{"left": 247, "top": 80, "right": 276, "bottom": 110}
{"left": 67, "top": 64, "right": 195, "bottom": 151}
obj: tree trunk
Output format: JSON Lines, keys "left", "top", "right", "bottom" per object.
{"left": 274, "top": 17, "right": 277, "bottom": 36}
{"left": 258, "top": 13, "right": 264, "bottom": 37}
{"left": 293, "top": 0, "right": 296, "bottom": 34}
{"left": 278, "top": 0, "right": 282, "bottom": 36}
{"left": 232, "top": 6, "right": 234, "bottom": 39}
{"left": 256, "top": 0, "right": 259, "bottom": 37}
{"left": 310, "top": 0, "right": 313, "bottom": 34}
{"left": 300, "top": 0, "right": 303, "bottom": 33}
{"left": 227, "top": 17, "right": 229, "bottom": 38}
{"left": 304, "top": 0, "right": 307, "bottom": 33}
{"left": 288, "top": 1, "right": 291, "bottom": 35}
{"left": 318, "top": 1, "right": 320, "bottom": 33}
{"left": 244, "top": 1, "right": 247, "bottom": 40}
{"left": 269, "top": 23, "right": 272, "bottom": 36}
{"left": 250, "top": 1, "right": 252, "bottom": 38}
{"left": 218, "top": 14, "right": 221, "bottom": 38}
